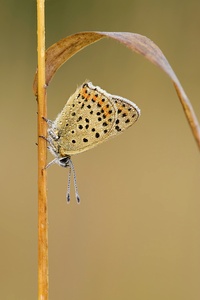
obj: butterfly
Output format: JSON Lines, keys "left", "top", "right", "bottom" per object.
{"left": 43, "top": 81, "right": 141, "bottom": 202}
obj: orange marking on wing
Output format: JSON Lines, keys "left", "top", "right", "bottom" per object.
{"left": 101, "top": 105, "right": 111, "bottom": 116}
{"left": 80, "top": 89, "right": 89, "bottom": 100}
{"left": 84, "top": 93, "right": 89, "bottom": 99}
{"left": 90, "top": 91, "right": 98, "bottom": 101}
{"left": 98, "top": 100, "right": 104, "bottom": 106}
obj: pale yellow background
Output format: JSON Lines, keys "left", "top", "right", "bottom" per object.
{"left": 0, "top": 1, "right": 200, "bottom": 299}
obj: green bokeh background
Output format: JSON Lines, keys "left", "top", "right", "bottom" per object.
{"left": 1, "top": 1, "right": 200, "bottom": 299}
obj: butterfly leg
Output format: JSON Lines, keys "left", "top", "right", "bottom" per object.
{"left": 42, "top": 117, "right": 60, "bottom": 141}
{"left": 39, "top": 135, "right": 59, "bottom": 157}
{"left": 42, "top": 116, "right": 53, "bottom": 126}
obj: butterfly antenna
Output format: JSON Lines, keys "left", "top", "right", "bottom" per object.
{"left": 68, "top": 159, "right": 80, "bottom": 203}
{"left": 66, "top": 165, "right": 71, "bottom": 203}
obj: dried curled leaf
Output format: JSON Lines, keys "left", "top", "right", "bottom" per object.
{"left": 33, "top": 31, "right": 200, "bottom": 149}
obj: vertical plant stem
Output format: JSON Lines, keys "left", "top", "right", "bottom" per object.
{"left": 37, "top": 0, "right": 48, "bottom": 299}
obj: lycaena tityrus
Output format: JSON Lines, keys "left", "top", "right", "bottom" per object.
{"left": 44, "top": 81, "right": 141, "bottom": 203}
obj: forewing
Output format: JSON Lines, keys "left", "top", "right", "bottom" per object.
{"left": 53, "top": 82, "right": 140, "bottom": 156}
{"left": 54, "top": 82, "right": 117, "bottom": 155}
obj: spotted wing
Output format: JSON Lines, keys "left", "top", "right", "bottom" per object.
{"left": 109, "top": 95, "right": 140, "bottom": 137}
{"left": 54, "top": 82, "right": 117, "bottom": 155}
{"left": 53, "top": 82, "right": 140, "bottom": 156}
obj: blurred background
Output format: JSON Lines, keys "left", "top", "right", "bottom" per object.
{"left": 0, "top": 0, "right": 200, "bottom": 299}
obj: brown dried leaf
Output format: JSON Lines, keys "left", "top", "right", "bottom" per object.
{"left": 33, "top": 31, "right": 200, "bottom": 149}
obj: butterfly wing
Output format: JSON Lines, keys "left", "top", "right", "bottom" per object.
{"left": 51, "top": 82, "right": 140, "bottom": 156}
{"left": 109, "top": 95, "right": 140, "bottom": 137}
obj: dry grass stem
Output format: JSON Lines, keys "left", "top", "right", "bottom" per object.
{"left": 36, "top": 0, "right": 48, "bottom": 299}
